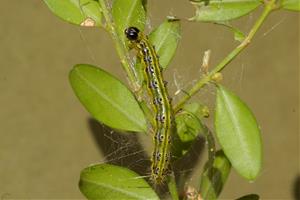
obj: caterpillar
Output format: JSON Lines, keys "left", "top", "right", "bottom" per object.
{"left": 125, "top": 27, "right": 174, "bottom": 184}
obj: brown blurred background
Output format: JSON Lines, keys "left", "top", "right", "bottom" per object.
{"left": 0, "top": 0, "right": 299, "bottom": 199}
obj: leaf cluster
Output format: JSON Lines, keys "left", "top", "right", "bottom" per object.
{"left": 43, "top": 0, "right": 299, "bottom": 199}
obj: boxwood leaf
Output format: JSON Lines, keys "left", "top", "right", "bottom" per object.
{"left": 282, "top": 0, "right": 300, "bottom": 11}
{"left": 112, "top": 0, "right": 146, "bottom": 42}
{"left": 214, "top": 85, "right": 262, "bottom": 180}
{"left": 173, "top": 103, "right": 206, "bottom": 158}
{"left": 79, "top": 164, "right": 159, "bottom": 200}
{"left": 69, "top": 64, "right": 147, "bottom": 132}
{"left": 183, "top": 102, "right": 210, "bottom": 119}
{"left": 216, "top": 22, "right": 246, "bottom": 42}
{"left": 200, "top": 150, "right": 231, "bottom": 200}
{"left": 148, "top": 19, "right": 181, "bottom": 69}
{"left": 174, "top": 112, "right": 203, "bottom": 157}
{"left": 175, "top": 105, "right": 206, "bottom": 144}
{"left": 189, "top": 0, "right": 262, "bottom": 22}
{"left": 43, "top": 0, "right": 102, "bottom": 27}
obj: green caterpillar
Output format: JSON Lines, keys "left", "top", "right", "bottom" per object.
{"left": 125, "top": 27, "right": 174, "bottom": 184}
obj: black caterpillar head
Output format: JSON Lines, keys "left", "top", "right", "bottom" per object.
{"left": 125, "top": 27, "right": 140, "bottom": 41}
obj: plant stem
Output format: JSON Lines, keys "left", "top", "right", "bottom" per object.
{"left": 98, "top": 0, "right": 139, "bottom": 90}
{"left": 168, "top": 172, "right": 179, "bottom": 200}
{"left": 174, "top": 0, "right": 276, "bottom": 112}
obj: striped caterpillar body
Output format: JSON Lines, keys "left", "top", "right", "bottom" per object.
{"left": 125, "top": 27, "right": 173, "bottom": 184}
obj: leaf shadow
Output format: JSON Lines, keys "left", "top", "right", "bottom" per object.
{"left": 294, "top": 175, "right": 300, "bottom": 200}
{"left": 173, "top": 135, "right": 206, "bottom": 189}
{"left": 87, "top": 118, "right": 151, "bottom": 177}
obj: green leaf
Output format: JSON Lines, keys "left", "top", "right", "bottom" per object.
{"left": 282, "top": 0, "right": 300, "bottom": 11}
{"left": 216, "top": 22, "right": 246, "bottom": 42}
{"left": 148, "top": 19, "right": 181, "bottom": 69}
{"left": 79, "top": 164, "right": 159, "bottom": 200}
{"left": 176, "top": 103, "right": 208, "bottom": 143}
{"left": 189, "top": 0, "right": 262, "bottom": 22}
{"left": 112, "top": 0, "right": 146, "bottom": 42}
{"left": 43, "top": 0, "right": 102, "bottom": 26}
{"left": 173, "top": 103, "right": 206, "bottom": 157}
{"left": 167, "top": 174, "right": 179, "bottom": 200}
{"left": 175, "top": 110, "right": 204, "bottom": 143}
{"left": 69, "top": 64, "right": 147, "bottom": 132}
{"left": 200, "top": 150, "right": 231, "bottom": 200}
{"left": 235, "top": 194, "right": 260, "bottom": 200}
{"left": 214, "top": 85, "right": 262, "bottom": 180}
{"left": 233, "top": 27, "right": 246, "bottom": 42}
{"left": 183, "top": 102, "right": 210, "bottom": 119}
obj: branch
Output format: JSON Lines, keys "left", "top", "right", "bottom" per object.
{"left": 174, "top": 0, "right": 277, "bottom": 112}
{"left": 98, "top": 0, "right": 140, "bottom": 90}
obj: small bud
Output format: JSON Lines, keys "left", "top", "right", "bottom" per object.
{"left": 211, "top": 72, "right": 223, "bottom": 82}
{"left": 201, "top": 106, "right": 210, "bottom": 118}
